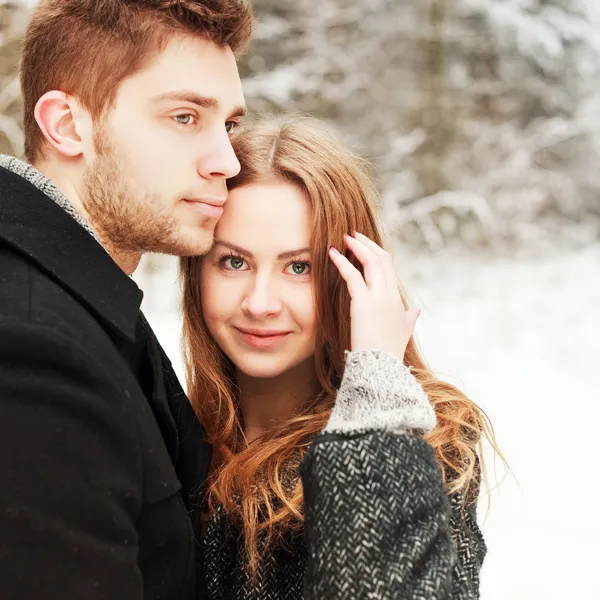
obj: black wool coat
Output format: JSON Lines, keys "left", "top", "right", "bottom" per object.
{"left": 0, "top": 166, "right": 211, "bottom": 600}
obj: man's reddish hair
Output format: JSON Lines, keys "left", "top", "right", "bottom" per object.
{"left": 20, "top": 0, "right": 254, "bottom": 161}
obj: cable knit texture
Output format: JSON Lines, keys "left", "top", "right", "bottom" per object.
{"left": 202, "top": 349, "right": 486, "bottom": 599}
{"left": 325, "top": 349, "right": 436, "bottom": 435}
{"left": 0, "top": 155, "right": 99, "bottom": 243}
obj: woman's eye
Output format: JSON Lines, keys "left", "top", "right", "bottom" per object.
{"left": 286, "top": 262, "right": 311, "bottom": 276}
{"left": 173, "top": 114, "right": 196, "bottom": 126}
{"left": 223, "top": 256, "right": 246, "bottom": 270}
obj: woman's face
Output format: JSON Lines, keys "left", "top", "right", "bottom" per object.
{"left": 200, "top": 181, "right": 317, "bottom": 380}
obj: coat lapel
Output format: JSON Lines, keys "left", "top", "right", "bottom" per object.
{"left": 0, "top": 165, "right": 142, "bottom": 341}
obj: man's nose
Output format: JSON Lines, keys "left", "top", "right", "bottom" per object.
{"left": 197, "top": 130, "right": 241, "bottom": 180}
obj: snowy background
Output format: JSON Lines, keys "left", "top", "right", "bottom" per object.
{"left": 4, "top": 0, "right": 600, "bottom": 597}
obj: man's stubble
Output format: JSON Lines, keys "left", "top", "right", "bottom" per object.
{"left": 82, "top": 124, "right": 214, "bottom": 259}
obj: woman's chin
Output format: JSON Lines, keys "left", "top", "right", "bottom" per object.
{"left": 230, "top": 352, "right": 305, "bottom": 380}
{"left": 234, "top": 361, "right": 287, "bottom": 380}
{"left": 227, "top": 349, "right": 316, "bottom": 382}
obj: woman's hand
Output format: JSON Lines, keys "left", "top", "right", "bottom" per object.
{"left": 328, "top": 232, "right": 419, "bottom": 362}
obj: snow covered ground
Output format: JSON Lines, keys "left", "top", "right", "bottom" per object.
{"left": 135, "top": 245, "right": 600, "bottom": 600}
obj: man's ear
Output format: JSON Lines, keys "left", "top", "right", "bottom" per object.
{"left": 34, "top": 91, "right": 88, "bottom": 158}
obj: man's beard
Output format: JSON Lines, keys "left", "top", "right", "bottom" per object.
{"left": 82, "top": 125, "right": 212, "bottom": 257}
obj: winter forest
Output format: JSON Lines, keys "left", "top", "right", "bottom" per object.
{"left": 2, "top": 0, "right": 599, "bottom": 598}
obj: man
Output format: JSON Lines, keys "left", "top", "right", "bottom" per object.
{"left": 0, "top": 1, "right": 253, "bottom": 598}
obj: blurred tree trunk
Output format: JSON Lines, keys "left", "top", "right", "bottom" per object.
{"left": 0, "top": 1, "right": 27, "bottom": 156}
{"left": 414, "top": 0, "right": 451, "bottom": 197}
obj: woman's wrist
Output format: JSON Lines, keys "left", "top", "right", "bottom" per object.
{"left": 325, "top": 349, "right": 436, "bottom": 435}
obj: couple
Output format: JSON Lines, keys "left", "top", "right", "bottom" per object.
{"left": 0, "top": 1, "right": 490, "bottom": 599}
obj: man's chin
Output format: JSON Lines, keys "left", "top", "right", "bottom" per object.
{"left": 157, "top": 229, "right": 214, "bottom": 257}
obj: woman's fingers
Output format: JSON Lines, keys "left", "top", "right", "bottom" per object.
{"left": 344, "top": 234, "right": 386, "bottom": 291}
{"left": 328, "top": 247, "right": 367, "bottom": 298}
{"left": 353, "top": 232, "right": 386, "bottom": 255}
{"left": 332, "top": 232, "right": 419, "bottom": 361}
{"left": 403, "top": 307, "right": 420, "bottom": 338}
{"left": 353, "top": 232, "right": 397, "bottom": 288}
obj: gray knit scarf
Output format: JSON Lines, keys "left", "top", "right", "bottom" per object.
{"left": 0, "top": 154, "right": 100, "bottom": 244}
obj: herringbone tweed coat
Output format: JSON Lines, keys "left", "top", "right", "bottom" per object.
{"left": 202, "top": 351, "right": 486, "bottom": 599}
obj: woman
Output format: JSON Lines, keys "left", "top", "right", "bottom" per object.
{"left": 181, "top": 116, "right": 494, "bottom": 599}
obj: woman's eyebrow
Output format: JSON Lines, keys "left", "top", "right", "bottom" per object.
{"left": 213, "top": 241, "right": 310, "bottom": 260}
{"left": 213, "top": 240, "right": 253, "bottom": 258}
{"left": 276, "top": 248, "right": 310, "bottom": 260}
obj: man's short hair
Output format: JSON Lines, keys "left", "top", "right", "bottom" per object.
{"left": 20, "top": 0, "right": 254, "bottom": 161}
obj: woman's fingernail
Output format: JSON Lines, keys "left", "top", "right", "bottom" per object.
{"left": 330, "top": 247, "right": 340, "bottom": 255}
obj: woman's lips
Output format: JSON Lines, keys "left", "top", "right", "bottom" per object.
{"left": 235, "top": 328, "right": 291, "bottom": 349}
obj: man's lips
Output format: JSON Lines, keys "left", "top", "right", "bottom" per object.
{"left": 184, "top": 197, "right": 226, "bottom": 219}
{"left": 234, "top": 327, "right": 292, "bottom": 349}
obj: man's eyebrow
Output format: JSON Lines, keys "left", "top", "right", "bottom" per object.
{"left": 152, "top": 91, "right": 246, "bottom": 118}
{"left": 214, "top": 241, "right": 310, "bottom": 260}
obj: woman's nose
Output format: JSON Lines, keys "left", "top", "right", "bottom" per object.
{"left": 241, "top": 277, "right": 282, "bottom": 318}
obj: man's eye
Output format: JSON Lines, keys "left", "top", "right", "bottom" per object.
{"left": 173, "top": 114, "right": 196, "bottom": 126}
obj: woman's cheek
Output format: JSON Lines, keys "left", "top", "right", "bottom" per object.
{"left": 208, "top": 279, "right": 242, "bottom": 323}
{"left": 299, "top": 287, "right": 318, "bottom": 334}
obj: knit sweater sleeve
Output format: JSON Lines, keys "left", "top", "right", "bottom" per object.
{"left": 299, "top": 350, "right": 486, "bottom": 599}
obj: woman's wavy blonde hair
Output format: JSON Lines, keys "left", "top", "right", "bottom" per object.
{"left": 180, "top": 115, "right": 498, "bottom": 575}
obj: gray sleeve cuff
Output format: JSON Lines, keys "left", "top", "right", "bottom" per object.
{"left": 325, "top": 350, "right": 436, "bottom": 436}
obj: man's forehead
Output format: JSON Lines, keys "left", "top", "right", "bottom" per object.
{"left": 128, "top": 36, "right": 244, "bottom": 105}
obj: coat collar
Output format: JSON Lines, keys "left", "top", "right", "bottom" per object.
{"left": 0, "top": 154, "right": 100, "bottom": 242}
{"left": 0, "top": 164, "right": 142, "bottom": 341}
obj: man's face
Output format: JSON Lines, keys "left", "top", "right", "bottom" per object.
{"left": 82, "top": 35, "right": 245, "bottom": 257}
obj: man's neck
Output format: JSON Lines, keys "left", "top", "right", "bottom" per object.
{"left": 34, "top": 159, "right": 142, "bottom": 275}
{"left": 34, "top": 158, "right": 88, "bottom": 221}
{"left": 237, "top": 358, "right": 321, "bottom": 444}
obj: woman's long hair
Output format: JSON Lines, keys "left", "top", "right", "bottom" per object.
{"left": 180, "top": 115, "right": 498, "bottom": 575}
